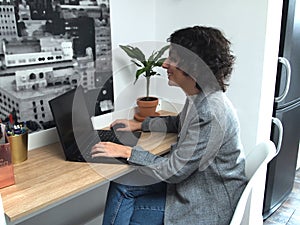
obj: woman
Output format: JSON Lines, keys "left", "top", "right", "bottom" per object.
{"left": 91, "top": 26, "right": 247, "bottom": 225}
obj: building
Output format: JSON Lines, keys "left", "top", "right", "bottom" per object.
{"left": 2, "top": 37, "right": 73, "bottom": 69}
{"left": 0, "top": 75, "right": 75, "bottom": 129}
{"left": 0, "top": 0, "right": 113, "bottom": 129}
{"left": 0, "top": 4, "right": 18, "bottom": 54}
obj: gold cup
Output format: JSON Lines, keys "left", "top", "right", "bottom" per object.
{"left": 8, "top": 132, "right": 28, "bottom": 164}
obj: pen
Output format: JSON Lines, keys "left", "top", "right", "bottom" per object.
{"left": 5, "top": 122, "right": 28, "bottom": 137}
{"left": 9, "top": 114, "right": 14, "bottom": 125}
{"left": 0, "top": 125, "right": 3, "bottom": 143}
{"left": 0, "top": 123, "right": 5, "bottom": 144}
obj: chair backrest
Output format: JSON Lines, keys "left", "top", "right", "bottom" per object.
{"left": 229, "top": 140, "right": 276, "bottom": 225}
{"left": 0, "top": 194, "right": 7, "bottom": 225}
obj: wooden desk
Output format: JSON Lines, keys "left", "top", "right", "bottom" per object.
{"left": 0, "top": 129, "right": 176, "bottom": 224}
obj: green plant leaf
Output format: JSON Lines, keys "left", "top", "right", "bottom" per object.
{"left": 153, "top": 45, "right": 169, "bottom": 61}
{"left": 132, "top": 47, "right": 146, "bottom": 62}
{"left": 148, "top": 51, "right": 156, "bottom": 63}
{"left": 119, "top": 45, "right": 146, "bottom": 62}
{"left": 131, "top": 60, "right": 143, "bottom": 67}
{"left": 150, "top": 71, "right": 157, "bottom": 76}
{"left": 134, "top": 67, "right": 146, "bottom": 83}
{"left": 120, "top": 44, "right": 169, "bottom": 97}
{"left": 155, "top": 57, "right": 167, "bottom": 66}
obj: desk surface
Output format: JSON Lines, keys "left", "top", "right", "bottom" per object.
{"left": 0, "top": 113, "right": 177, "bottom": 222}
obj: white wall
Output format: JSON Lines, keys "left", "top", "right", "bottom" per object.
{"left": 152, "top": 0, "right": 283, "bottom": 153}
{"left": 29, "top": 0, "right": 283, "bottom": 155}
{"left": 257, "top": 1, "right": 283, "bottom": 145}
{"left": 110, "top": 0, "right": 283, "bottom": 154}
{"left": 110, "top": 0, "right": 156, "bottom": 48}
{"left": 110, "top": 0, "right": 283, "bottom": 153}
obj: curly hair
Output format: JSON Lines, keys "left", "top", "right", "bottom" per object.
{"left": 168, "top": 26, "right": 235, "bottom": 92}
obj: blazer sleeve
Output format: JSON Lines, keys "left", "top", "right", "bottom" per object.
{"left": 128, "top": 98, "right": 226, "bottom": 183}
{"left": 141, "top": 115, "right": 180, "bottom": 133}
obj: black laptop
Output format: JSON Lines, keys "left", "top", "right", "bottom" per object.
{"left": 49, "top": 86, "right": 141, "bottom": 164}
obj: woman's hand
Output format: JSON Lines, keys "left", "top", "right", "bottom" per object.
{"left": 91, "top": 142, "right": 132, "bottom": 159}
{"left": 110, "top": 119, "right": 142, "bottom": 132}
{"left": 90, "top": 119, "right": 141, "bottom": 159}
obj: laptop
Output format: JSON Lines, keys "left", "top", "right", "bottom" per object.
{"left": 49, "top": 86, "right": 141, "bottom": 164}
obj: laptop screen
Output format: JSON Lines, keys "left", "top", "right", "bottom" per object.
{"left": 49, "top": 86, "right": 99, "bottom": 160}
{"left": 49, "top": 86, "right": 140, "bottom": 164}
{"left": 49, "top": 88, "right": 77, "bottom": 157}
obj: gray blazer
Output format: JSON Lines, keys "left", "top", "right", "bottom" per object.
{"left": 129, "top": 91, "right": 247, "bottom": 225}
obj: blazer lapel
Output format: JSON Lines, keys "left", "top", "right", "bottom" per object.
{"left": 178, "top": 98, "right": 194, "bottom": 140}
{"left": 178, "top": 99, "right": 189, "bottom": 132}
{"left": 178, "top": 93, "right": 206, "bottom": 141}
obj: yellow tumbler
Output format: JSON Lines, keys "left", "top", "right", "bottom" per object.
{"left": 8, "top": 132, "right": 28, "bottom": 164}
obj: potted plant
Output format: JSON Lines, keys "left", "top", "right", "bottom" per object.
{"left": 119, "top": 44, "right": 169, "bottom": 121}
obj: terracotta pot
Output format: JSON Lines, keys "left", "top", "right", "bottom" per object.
{"left": 134, "top": 97, "right": 159, "bottom": 121}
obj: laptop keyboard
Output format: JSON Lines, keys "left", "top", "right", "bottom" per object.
{"left": 97, "top": 130, "right": 122, "bottom": 144}
{"left": 68, "top": 130, "right": 141, "bottom": 163}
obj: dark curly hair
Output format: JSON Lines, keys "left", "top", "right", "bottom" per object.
{"left": 168, "top": 26, "right": 235, "bottom": 92}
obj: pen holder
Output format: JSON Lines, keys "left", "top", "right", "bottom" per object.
{"left": 0, "top": 143, "right": 15, "bottom": 189}
{"left": 8, "top": 132, "right": 28, "bottom": 164}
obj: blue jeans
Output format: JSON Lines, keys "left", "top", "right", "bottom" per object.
{"left": 102, "top": 181, "right": 167, "bottom": 225}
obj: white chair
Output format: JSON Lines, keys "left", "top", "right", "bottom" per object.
{"left": 0, "top": 194, "right": 7, "bottom": 225}
{"left": 229, "top": 140, "right": 277, "bottom": 225}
